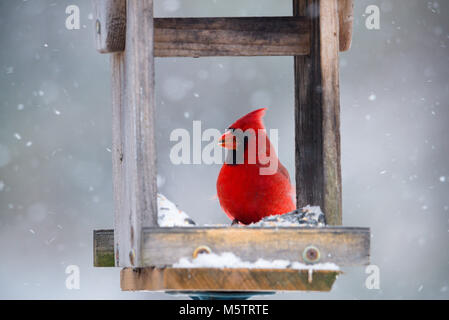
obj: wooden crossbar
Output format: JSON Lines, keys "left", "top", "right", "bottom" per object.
{"left": 94, "top": 227, "right": 370, "bottom": 268}
{"left": 95, "top": 15, "right": 310, "bottom": 56}
{"left": 94, "top": 1, "right": 353, "bottom": 56}
{"left": 154, "top": 17, "right": 310, "bottom": 57}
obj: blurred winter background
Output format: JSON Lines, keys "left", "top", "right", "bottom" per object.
{"left": 0, "top": 0, "right": 448, "bottom": 299}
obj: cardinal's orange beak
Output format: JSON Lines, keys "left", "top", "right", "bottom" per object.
{"left": 218, "top": 130, "right": 237, "bottom": 150}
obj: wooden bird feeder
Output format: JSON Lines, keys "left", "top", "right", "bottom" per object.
{"left": 92, "top": 0, "right": 370, "bottom": 294}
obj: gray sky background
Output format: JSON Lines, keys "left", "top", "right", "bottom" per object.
{"left": 0, "top": 0, "right": 448, "bottom": 299}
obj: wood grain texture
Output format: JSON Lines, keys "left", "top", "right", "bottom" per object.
{"left": 92, "top": 14, "right": 310, "bottom": 56}
{"left": 113, "top": 0, "right": 158, "bottom": 267}
{"left": 293, "top": 0, "right": 342, "bottom": 225}
{"left": 94, "top": 227, "right": 370, "bottom": 267}
{"left": 320, "top": 0, "right": 342, "bottom": 225}
{"left": 338, "top": 0, "right": 354, "bottom": 51}
{"left": 154, "top": 17, "right": 310, "bottom": 57}
{"left": 121, "top": 267, "right": 340, "bottom": 292}
{"left": 93, "top": 0, "right": 126, "bottom": 53}
{"left": 111, "top": 53, "right": 125, "bottom": 266}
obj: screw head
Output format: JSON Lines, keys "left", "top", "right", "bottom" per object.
{"left": 193, "top": 245, "right": 211, "bottom": 258}
{"left": 303, "top": 245, "right": 321, "bottom": 264}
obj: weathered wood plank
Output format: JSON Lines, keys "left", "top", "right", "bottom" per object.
{"left": 320, "top": 0, "right": 342, "bottom": 225}
{"left": 93, "top": 0, "right": 126, "bottom": 53}
{"left": 92, "top": 11, "right": 311, "bottom": 56}
{"left": 145, "top": 227, "right": 367, "bottom": 267}
{"left": 154, "top": 17, "right": 310, "bottom": 57}
{"left": 338, "top": 0, "right": 354, "bottom": 52}
{"left": 121, "top": 267, "right": 340, "bottom": 292}
{"left": 115, "top": 0, "right": 158, "bottom": 267}
{"left": 111, "top": 53, "right": 125, "bottom": 266}
{"left": 294, "top": 0, "right": 342, "bottom": 225}
{"left": 94, "top": 227, "right": 370, "bottom": 267}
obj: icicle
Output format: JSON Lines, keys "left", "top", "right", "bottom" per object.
{"left": 308, "top": 269, "right": 313, "bottom": 284}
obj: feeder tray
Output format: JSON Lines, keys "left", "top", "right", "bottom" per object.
{"left": 94, "top": 226, "right": 368, "bottom": 292}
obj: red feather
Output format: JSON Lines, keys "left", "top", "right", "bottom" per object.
{"left": 216, "top": 108, "right": 296, "bottom": 224}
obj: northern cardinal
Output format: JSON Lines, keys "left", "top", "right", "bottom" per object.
{"left": 216, "top": 108, "right": 296, "bottom": 225}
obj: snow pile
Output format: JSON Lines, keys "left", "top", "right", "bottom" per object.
{"left": 157, "top": 194, "right": 196, "bottom": 227}
{"left": 251, "top": 205, "right": 326, "bottom": 227}
{"left": 175, "top": 252, "right": 289, "bottom": 269}
{"left": 174, "top": 251, "right": 339, "bottom": 271}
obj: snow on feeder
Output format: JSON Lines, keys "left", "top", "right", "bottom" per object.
{"left": 92, "top": 0, "right": 370, "bottom": 294}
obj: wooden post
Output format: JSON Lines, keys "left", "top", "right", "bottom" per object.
{"left": 102, "top": 0, "right": 158, "bottom": 267}
{"left": 338, "top": 0, "right": 354, "bottom": 52}
{"left": 111, "top": 53, "right": 125, "bottom": 266}
{"left": 94, "top": 0, "right": 128, "bottom": 266}
{"left": 120, "top": 0, "right": 158, "bottom": 267}
{"left": 293, "top": 0, "right": 342, "bottom": 225}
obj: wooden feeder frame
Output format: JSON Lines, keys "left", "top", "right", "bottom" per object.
{"left": 92, "top": 0, "right": 370, "bottom": 293}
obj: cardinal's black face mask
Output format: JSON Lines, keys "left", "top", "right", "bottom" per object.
{"left": 224, "top": 133, "right": 248, "bottom": 165}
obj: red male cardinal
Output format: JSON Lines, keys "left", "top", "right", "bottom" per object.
{"left": 216, "top": 108, "right": 296, "bottom": 225}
